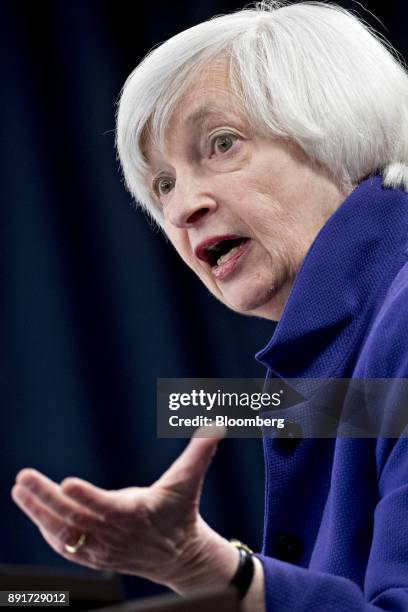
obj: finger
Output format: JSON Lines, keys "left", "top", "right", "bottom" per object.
{"left": 60, "top": 477, "right": 118, "bottom": 519}
{"left": 12, "top": 484, "right": 122, "bottom": 569}
{"left": 12, "top": 484, "right": 80, "bottom": 544}
{"left": 15, "top": 469, "right": 96, "bottom": 531}
{"left": 157, "top": 424, "right": 226, "bottom": 501}
{"left": 42, "top": 525, "right": 127, "bottom": 573}
{"left": 41, "top": 529, "right": 102, "bottom": 570}
{"left": 13, "top": 487, "right": 101, "bottom": 571}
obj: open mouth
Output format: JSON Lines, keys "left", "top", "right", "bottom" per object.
{"left": 195, "top": 235, "right": 252, "bottom": 281}
{"left": 197, "top": 236, "right": 250, "bottom": 268}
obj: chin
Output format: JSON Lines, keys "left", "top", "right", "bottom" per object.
{"left": 222, "top": 285, "right": 279, "bottom": 319}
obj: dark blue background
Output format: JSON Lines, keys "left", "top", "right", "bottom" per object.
{"left": 1, "top": 0, "right": 406, "bottom": 598}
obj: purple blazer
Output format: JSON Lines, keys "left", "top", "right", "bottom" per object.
{"left": 256, "top": 176, "right": 408, "bottom": 610}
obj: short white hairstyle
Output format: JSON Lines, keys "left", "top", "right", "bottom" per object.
{"left": 116, "top": 0, "right": 408, "bottom": 228}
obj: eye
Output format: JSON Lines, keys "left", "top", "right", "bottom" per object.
{"left": 153, "top": 176, "right": 175, "bottom": 197}
{"left": 211, "top": 133, "right": 237, "bottom": 155}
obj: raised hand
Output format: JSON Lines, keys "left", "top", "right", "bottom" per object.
{"left": 11, "top": 426, "right": 238, "bottom": 593}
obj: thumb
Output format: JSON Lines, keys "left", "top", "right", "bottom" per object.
{"left": 156, "top": 424, "right": 226, "bottom": 503}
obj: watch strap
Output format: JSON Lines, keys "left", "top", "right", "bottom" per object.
{"left": 229, "top": 540, "right": 255, "bottom": 600}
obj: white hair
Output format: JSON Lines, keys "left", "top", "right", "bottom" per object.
{"left": 116, "top": 0, "right": 408, "bottom": 228}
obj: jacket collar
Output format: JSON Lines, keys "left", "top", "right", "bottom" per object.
{"left": 256, "top": 176, "right": 408, "bottom": 379}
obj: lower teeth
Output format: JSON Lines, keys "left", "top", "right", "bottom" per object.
{"left": 217, "top": 245, "right": 240, "bottom": 266}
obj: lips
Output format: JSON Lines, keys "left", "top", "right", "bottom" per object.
{"left": 195, "top": 235, "right": 251, "bottom": 280}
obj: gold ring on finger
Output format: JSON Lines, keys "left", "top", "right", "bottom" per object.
{"left": 64, "top": 533, "right": 86, "bottom": 554}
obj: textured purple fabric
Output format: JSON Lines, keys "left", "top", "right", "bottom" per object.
{"left": 255, "top": 176, "right": 408, "bottom": 610}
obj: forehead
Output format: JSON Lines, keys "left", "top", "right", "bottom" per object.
{"left": 143, "top": 59, "right": 248, "bottom": 164}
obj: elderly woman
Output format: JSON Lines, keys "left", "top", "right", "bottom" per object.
{"left": 11, "top": 1, "right": 408, "bottom": 610}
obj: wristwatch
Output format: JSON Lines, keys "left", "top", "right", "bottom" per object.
{"left": 229, "top": 539, "right": 255, "bottom": 600}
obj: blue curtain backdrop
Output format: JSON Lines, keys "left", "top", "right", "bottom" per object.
{"left": 1, "top": 0, "right": 406, "bottom": 599}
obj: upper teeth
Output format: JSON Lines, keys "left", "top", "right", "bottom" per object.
{"left": 217, "top": 245, "right": 241, "bottom": 266}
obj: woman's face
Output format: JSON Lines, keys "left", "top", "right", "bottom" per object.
{"left": 144, "top": 63, "right": 348, "bottom": 321}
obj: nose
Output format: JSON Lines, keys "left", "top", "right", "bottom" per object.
{"left": 165, "top": 172, "right": 218, "bottom": 228}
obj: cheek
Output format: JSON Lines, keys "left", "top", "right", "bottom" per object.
{"left": 242, "top": 188, "right": 308, "bottom": 276}
{"left": 168, "top": 235, "right": 194, "bottom": 270}
{"left": 165, "top": 229, "right": 209, "bottom": 276}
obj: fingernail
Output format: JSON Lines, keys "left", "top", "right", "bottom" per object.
{"left": 194, "top": 423, "right": 227, "bottom": 438}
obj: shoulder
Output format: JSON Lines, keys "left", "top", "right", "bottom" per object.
{"left": 356, "top": 258, "right": 408, "bottom": 377}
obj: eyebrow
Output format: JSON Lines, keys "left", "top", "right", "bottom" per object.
{"left": 184, "top": 105, "right": 245, "bottom": 130}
